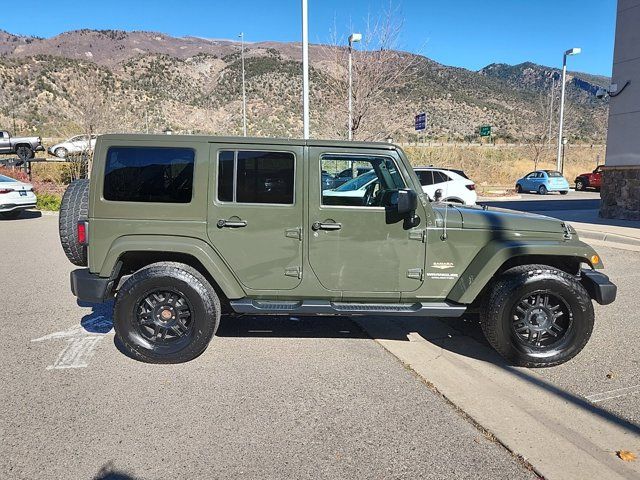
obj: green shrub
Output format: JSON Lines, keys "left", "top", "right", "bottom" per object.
{"left": 37, "top": 193, "right": 62, "bottom": 211}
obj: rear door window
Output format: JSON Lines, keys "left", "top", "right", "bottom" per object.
{"left": 217, "top": 150, "right": 295, "bottom": 205}
{"left": 104, "top": 147, "right": 195, "bottom": 203}
{"left": 416, "top": 170, "right": 434, "bottom": 186}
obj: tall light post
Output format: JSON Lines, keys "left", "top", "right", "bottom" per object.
{"left": 301, "top": 0, "right": 309, "bottom": 139}
{"left": 347, "top": 32, "right": 362, "bottom": 141}
{"left": 239, "top": 32, "right": 247, "bottom": 137}
{"left": 556, "top": 47, "right": 581, "bottom": 172}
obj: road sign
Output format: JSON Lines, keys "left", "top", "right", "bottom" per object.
{"left": 479, "top": 125, "right": 492, "bottom": 137}
{"left": 415, "top": 113, "right": 426, "bottom": 131}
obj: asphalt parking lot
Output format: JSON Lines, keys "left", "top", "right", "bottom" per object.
{"left": 1, "top": 214, "right": 537, "bottom": 479}
{"left": 1, "top": 210, "right": 638, "bottom": 479}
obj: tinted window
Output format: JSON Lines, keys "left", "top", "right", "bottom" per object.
{"left": 217, "top": 150, "right": 234, "bottom": 202}
{"left": 546, "top": 170, "right": 562, "bottom": 177}
{"left": 417, "top": 170, "right": 434, "bottom": 186}
{"left": 0, "top": 174, "right": 16, "bottom": 182}
{"left": 433, "top": 171, "right": 450, "bottom": 183}
{"left": 104, "top": 147, "right": 194, "bottom": 203}
{"left": 217, "top": 150, "right": 295, "bottom": 204}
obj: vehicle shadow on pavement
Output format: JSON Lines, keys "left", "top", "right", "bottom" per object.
{"left": 92, "top": 461, "right": 138, "bottom": 480}
{"left": 0, "top": 209, "right": 42, "bottom": 221}
{"left": 362, "top": 313, "right": 640, "bottom": 437}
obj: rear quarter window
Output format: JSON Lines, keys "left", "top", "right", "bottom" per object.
{"left": 104, "top": 146, "right": 195, "bottom": 203}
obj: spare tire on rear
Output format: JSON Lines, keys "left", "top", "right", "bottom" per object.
{"left": 59, "top": 179, "right": 89, "bottom": 266}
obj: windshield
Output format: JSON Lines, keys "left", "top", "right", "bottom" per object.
{"left": 334, "top": 170, "right": 377, "bottom": 191}
{"left": 545, "top": 171, "right": 563, "bottom": 178}
{"left": 0, "top": 174, "right": 17, "bottom": 182}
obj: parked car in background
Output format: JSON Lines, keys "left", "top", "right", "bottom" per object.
{"left": 516, "top": 170, "right": 570, "bottom": 195}
{"left": 48, "top": 134, "right": 97, "bottom": 158}
{"left": 0, "top": 130, "right": 45, "bottom": 161}
{"left": 0, "top": 173, "right": 37, "bottom": 219}
{"left": 413, "top": 167, "right": 477, "bottom": 205}
{"left": 575, "top": 165, "right": 603, "bottom": 191}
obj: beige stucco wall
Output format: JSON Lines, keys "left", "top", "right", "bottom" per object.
{"left": 604, "top": 0, "right": 640, "bottom": 167}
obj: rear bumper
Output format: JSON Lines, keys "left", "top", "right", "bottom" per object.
{"left": 0, "top": 201, "right": 37, "bottom": 212}
{"left": 70, "top": 269, "right": 112, "bottom": 304}
{"left": 580, "top": 269, "right": 617, "bottom": 305}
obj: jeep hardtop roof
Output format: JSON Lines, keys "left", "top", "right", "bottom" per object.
{"left": 97, "top": 133, "right": 398, "bottom": 150}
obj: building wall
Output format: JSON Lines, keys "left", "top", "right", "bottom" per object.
{"left": 601, "top": 0, "right": 640, "bottom": 219}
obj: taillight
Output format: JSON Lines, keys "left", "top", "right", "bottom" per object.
{"left": 466, "top": 184, "right": 476, "bottom": 191}
{"left": 0, "top": 188, "right": 14, "bottom": 194}
{"left": 77, "top": 221, "right": 88, "bottom": 245}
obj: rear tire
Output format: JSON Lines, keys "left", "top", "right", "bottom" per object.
{"left": 538, "top": 185, "right": 548, "bottom": 195}
{"left": 480, "top": 265, "right": 594, "bottom": 367}
{"left": 114, "top": 262, "right": 221, "bottom": 364}
{"left": 560, "top": 190, "right": 569, "bottom": 195}
{"left": 59, "top": 179, "right": 89, "bottom": 266}
{"left": 15, "top": 145, "right": 34, "bottom": 161}
{"left": 0, "top": 210, "right": 22, "bottom": 220}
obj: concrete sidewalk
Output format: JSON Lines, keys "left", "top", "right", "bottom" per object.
{"left": 355, "top": 316, "right": 640, "bottom": 480}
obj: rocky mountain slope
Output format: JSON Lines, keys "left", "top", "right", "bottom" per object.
{"left": 0, "top": 29, "right": 609, "bottom": 141}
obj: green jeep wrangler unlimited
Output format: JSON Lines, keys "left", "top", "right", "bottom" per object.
{"left": 59, "top": 134, "right": 616, "bottom": 366}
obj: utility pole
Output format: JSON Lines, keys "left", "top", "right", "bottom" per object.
{"left": 239, "top": 32, "right": 247, "bottom": 137}
{"left": 302, "top": 0, "right": 309, "bottom": 139}
{"left": 347, "top": 33, "right": 362, "bottom": 140}
{"left": 547, "top": 75, "right": 556, "bottom": 147}
{"left": 556, "top": 48, "right": 581, "bottom": 171}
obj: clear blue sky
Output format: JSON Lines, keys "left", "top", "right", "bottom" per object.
{"left": 2, "top": 0, "right": 616, "bottom": 76}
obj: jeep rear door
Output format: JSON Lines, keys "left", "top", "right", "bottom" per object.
{"left": 207, "top": 144, "right": 304, "bottom": 291}
{"left": 308, "top": 146, "right": 426, "bottom": 296}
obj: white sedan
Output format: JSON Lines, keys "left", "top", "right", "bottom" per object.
{"left": 413, "top": 167, "right": 477, "bottom": 205}
{"left": 0, "top": 173, "right": 37, "bottom": 219}
{"left": 48, "top": 134, "right": 97, "bottom": 158}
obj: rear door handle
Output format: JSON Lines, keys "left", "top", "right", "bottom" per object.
{"left": 312, "top": 221, "right": 342, "bottom": 231}
{"left": 217, "top": 219, "right": 248, "bottom": 228}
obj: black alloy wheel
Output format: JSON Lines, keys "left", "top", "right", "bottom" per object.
{"left": 135, "top": 289, "right": 194, "bottom": 345}
{"left": 511, "top": 291, "right": 572, "bottom": 349}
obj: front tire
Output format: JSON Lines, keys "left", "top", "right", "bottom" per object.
{"left": 480, "top": 265, "right": 594, "bottom": 367}
{"left": 55, "top": 147, "right": 68, "bottom": 158}
{"left": 575, "top": 178, "right": 587, "bottom": 191}
{"left": 114, "top": 262, "right": 221, "bottom": 364}
{"left": 515, "top": 184, "right": 522, "bottom": 193}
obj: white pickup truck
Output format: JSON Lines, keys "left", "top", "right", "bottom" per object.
{"left": 0, "top": 130, "right": 45, "bottom": 161}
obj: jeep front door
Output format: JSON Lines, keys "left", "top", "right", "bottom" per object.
{"left": 308, "top": 148, "right": 426, "bottom": 296}
{"left": 207, "top": 145, "right": 304, "bottom": 291}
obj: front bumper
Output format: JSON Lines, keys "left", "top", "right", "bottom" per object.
{"left": 580, "top": 269, "right": 617, "bottom": 305}
{"left": 70, "top": 269, "right": 112, "bottom": 304}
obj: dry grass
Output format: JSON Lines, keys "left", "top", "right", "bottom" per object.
{"left": 403, "top": 144, "right": 605, "bottom": 192}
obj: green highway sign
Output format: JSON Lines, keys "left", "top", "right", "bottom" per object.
{"left": 479, "top": 125, "right": 492, "bottom": 137}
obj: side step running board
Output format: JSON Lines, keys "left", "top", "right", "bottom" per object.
{"left": 229, "top": 299, "right": 466, "bottom": 318}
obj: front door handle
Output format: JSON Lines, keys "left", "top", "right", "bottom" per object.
{"left": 217, "top": 219, "right": 248, "bottom": 228}
{"left": 312, "top": 221, "right": 342, "bottom": 231}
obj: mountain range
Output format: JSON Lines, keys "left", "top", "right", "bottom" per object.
{"left": 0, "top": 29, "right": 610, "bottom": 142}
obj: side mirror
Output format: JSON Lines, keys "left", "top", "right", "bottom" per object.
{"left": 381, "top": 188, "right": 418, "bottom": 215}
{"left": 433, "top": 189, "right": 443, "bottom": 202}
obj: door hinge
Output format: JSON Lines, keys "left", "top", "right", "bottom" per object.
{"left": 409, "top": 229, "right": 426, "bottom": 242}
{"left": 284, "top": 266, "right": 302, "bottom": 279}
{"left": 407, "top": 268, "right": 424, "bottom": 281}
{"left": 285, "top": 227, "right": 303, "bottom": 241}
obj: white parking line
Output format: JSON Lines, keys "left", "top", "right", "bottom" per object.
{"left": 31, "top": 315, "right": 114, "bottom": 370}
{"left": 585, "top": 385, "right": 640, "bottom": 403}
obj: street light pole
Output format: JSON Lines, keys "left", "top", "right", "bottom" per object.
{"left": 239, "top": 32, "right": 247, "bottom": 137}
{"left": 556, "top": 47, "right": 581, "bottom": 172}
{"left": 347, "top": 33, "right": 361, "bottom": 141}
{"left": 302, "top": 0, "right": 309, "bottom": 139}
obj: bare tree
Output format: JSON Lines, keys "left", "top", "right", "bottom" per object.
{"left": 318, "top": 4, "right": 418, "bottom": 141}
